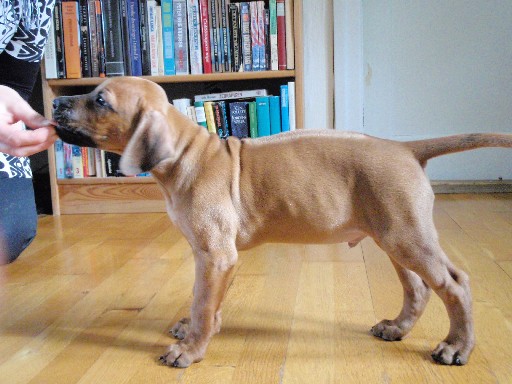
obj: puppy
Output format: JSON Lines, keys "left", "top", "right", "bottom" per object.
{"left": 53, "top": 76, "right": 512, "bottom": 368}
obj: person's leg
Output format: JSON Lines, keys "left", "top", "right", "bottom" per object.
{"left": 0, "top": 178, "right": 38, "bottom": 264}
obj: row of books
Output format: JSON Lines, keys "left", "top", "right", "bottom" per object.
{"left": 45, "top": 0, "right": 295, "bottom": 79}
{"left": 55, "top": 83, "right": 295, "bottom": 178}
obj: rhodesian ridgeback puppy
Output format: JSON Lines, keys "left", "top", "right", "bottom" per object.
{"left": 53, "top": 76, "right": 512, "bottom": 368}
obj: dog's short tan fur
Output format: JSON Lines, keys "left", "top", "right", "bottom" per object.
{"left": 52, "top": 77, "right": 512, "bottom": 368}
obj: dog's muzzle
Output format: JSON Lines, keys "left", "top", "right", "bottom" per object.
{"left": 52, "top": 96, "right": 98, "bottom": 148}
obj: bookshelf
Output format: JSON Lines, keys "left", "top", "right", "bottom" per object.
{"left": 43, "top": 0, "right": 303, "bottom": 215}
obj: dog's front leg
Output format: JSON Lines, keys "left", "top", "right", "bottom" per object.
{"left": 160, "top": 248, "right": 237, "bottom": 368}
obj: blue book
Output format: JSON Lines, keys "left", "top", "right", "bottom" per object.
{"left": 54, "top": 139, "right": 65, "bottom": 179}
{"left": 256, "top": 96, "right": 270, "bottom": 137}
{"left": 161, "top": 0, "right": 176, "bottom": 75}
{"left": 280, "top": 84, "right": 290, "bottom": 132}
{"left": 269, "top": 96, "right": 281, "bottom": 135}
{"left": 229, "top": 102, "right": 250, "bottom": 138}
{"left": 126, "top": 0, "right": 143, "bottom": 76}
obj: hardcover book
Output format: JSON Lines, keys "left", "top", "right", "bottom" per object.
{"left": 269, "top": 95, "right": 281, "bottom": 135}
{"left": 102, "top": 0, "right": 126, "bottom": 76}
{"left": 229, "top": 102, "right": 250, "bottom": 138}
{"left": 255, "top": 96, "right": 270, "bottom": 137}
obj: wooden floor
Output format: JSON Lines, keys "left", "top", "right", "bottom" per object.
{"left": 1, "top": 194, "right": 511, "bottom": 384}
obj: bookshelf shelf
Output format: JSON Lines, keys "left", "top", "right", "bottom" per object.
{"left": 43, "top": 0, "right": 303, "bottom": 215}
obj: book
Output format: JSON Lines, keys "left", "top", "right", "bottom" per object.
{"left": 264, "top": 8, "right": 270, "bottom": 70}
{"left": 204, "top": 101, "right": 217, "bottom": 134}
{"left": 213, "top": 101, "right": 229, "bottom": 139}
{"left": 187, "top": 0, "right": 203, "bottom": 74}
{"left": 255, "top": 96, "right": 270, "bottom": 137}
{"left": 187, "top": 106, "right": 197, "bottom": 122}
{"left": 87, "top": 147, "right": 97, "bottom": 176}
{"left": 209, "top": 0, "right": 220, "bottom": 72}
{"left": 44, "top": 13, "right": 58, "bottom": 79}
{"left": 173, "top": 98, "right": 191, "bottom": 115}
{"left": 285, "top": 0, "right": 294, "bottom": 69}
{"left": 288, "top": 81, "right": 295, "bottom": 131}
{"left": 269, "top": 0, "right": 278, "bottom": 70}
{"left": 62, "top": 0, "right": 81, "bottom": 79}
{"left": 199, "top": 0, "right": 212, "bottom": 73}
{"left": 250, "top": 2, "right": 259, "bottom": 71}
{"left": 95, "top": 0, "right": 107, "bottom": 77}
{"left": 87, "top": 0, "right": 100, "bottom": 77}
{"left": 194, "top": 101, "right": 208, "bottom": 128}
{"left": 195, "top": 88, "right": 267, "bottom": 102}
{"left": 269, "top": 95, "right": 281, "bottom": 135}
{"left": 248, "top": 101, "right": 258, "bottom": 138}
{"left": 81, "top": 147, "right": 89, "bottom": 176}
{"left": 79, "top": 0, "right": 92, "bottom": 77}
{"left": 228, "top": 3, "right": 242, "bottom": 72}
{"left": 161, "top": 0, "right": 176, "bottom": 75}
{"left": 156, "top": 3, "right": 164, "bottom": 75}
{"left": 219, "top": 0, "right": 231, "bottom": 72}
{"left": 280, "top": 84, "right": 289, "bottom": 132}
{"left": 174, "top": 0, "right": 189, "bottom": 75}
{"left": 105, "top": 152, "right": 124, "bottom": 177}
{"left": 72, "top": 145, "right": 84, "bottom": 178}
{"left": 54, "top": 139, "right": 65, "bottom": 178}
{"left": 147, "top": 0, "right": 160, "bottom": 75}
{"left": 257, "top": 1, "right": 266, "bottom": 71}
{"left": 95, "top": 149, "right": 106, "bottom": 177}
{"left": 125, "top": 0, "right": 143, "bottom": 76}
{"left": 102, "top": 0, "right": 126, "bottom": 76}
{"left": 54, "top": 0, "right": 66, "bottom": 78}
{"left": 63, "top": 142, "right": 73, "bottom": 178}
{"left": 276, "top": 0, "right": 286, "bottom": 70}
{"left": 240, "top": 2, "right": 251, "bottom": 71}
{"left": 139, "top": 0, "right": 152, "bottom": 75}
{"left": 229, "top": 101, "right": 249, "bottom": 138}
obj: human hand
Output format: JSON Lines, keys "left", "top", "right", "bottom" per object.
{"left": 0, "top": 85, "right": 57, "bottom": 157}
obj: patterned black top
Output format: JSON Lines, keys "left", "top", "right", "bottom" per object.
{"left": 0, "top": 0, "right": 55, "bottom": 179}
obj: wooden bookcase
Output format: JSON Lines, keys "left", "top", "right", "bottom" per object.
{"left": 42, "top": 0, "right": 303, "bottom": 215}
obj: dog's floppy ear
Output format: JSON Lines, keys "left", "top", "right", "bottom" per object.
{"left": 120, "top": 110, "right": 172, "bottom": 175}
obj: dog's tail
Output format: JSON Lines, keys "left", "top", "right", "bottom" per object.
{"left": 405, "top": 133, "right": 512, "bottom": 166}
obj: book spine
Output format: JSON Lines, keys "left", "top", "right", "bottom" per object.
{"left": 228, "top": 3, "right": 241, "bottom": 72}
{"left": 147, "top": 0, "right": 159, "bottom": 75}
{"left": 213, "top": 101, "right": 229, "bottom": 139}
{"left": 174, "top": 0, "right": 189, "bottom": 75}
{"left": 156, "top": 4, "right": 164, "bottom": 75}
{"left": 204, "top": 101, "right": 217, "bottom": 134}
{"left": 194, "top": 101, "right": 208, "bottom": 128}
{"left": 269, "top": 95, "right": 281, "bottom": 135}
{"left": 173, "top": 98, "right": 191, "bottom": 115}
{"left": 105, "top": 152, "right": 123, "bottom": 177}
{"left": 161, "top": 0, "right": 176, "bottom": 75}
{"left": 44, "top": 13, "right": 58, "bottom": 79}
{"left": 79, "top": 0, "right": 92, "bottom": 77}
{"left": 94, "top": 149, "right": 102, "bottom": 177}
{"left": 81, "top": 147, "right": 89, "bottom": 177}
{"left": 199, "top": 0, "right": 212, "bottom": 73}
{"left": 87, "top": 147, "right": 97, "bottom": 176}
{"left": 139, "top": 0, "right": 152, "bottom": 75}
{"left": 209, "top": 0, "right": 220, "bottom": 72}
{"left": 288, "top": 81, "right": 295, "bottom": 130}
{"left": 285, "top": 0, "right": 294, "bottom": 69}
{"left": 276, "top": 0, "right": 286, "bottom": 70}
{"left": 54, "top": 139, "right": 65, "bottom": 179}
{"left": 240, "top": 2, "right": 251, "bottom": 71}
{"left": 120, "top": 0, "right": 132, "bottom": 75}
{"left": 257, "top": 1, "right": 265, "bottom": 71}
{"left": 248, "top": 101, "right": 258, "bottom": 138}
{"left": 229, "top": 101, "right": 249, "bottom": 138}
{"left": 215, "top": 0, "right": 224, "bottom": 71}
{"left": 87, "top": 0, "right": 99, "bottom": 77}
{"left": 269, "top": 0, "right": 278, "bottom": 70}
{"left": 264, "top": 8, "right": 270, "bottom": 70}
{"left": 187, "top": 0, "right": 203, "bottom": 74}
{"left": 54, "top": 1, "right": 67, "bottom": 78}
{"left": 72, "top": 145, "right": 84, "bottom": 178}
{"left": 194, "top": 88, "right": 268, "bottom": 102}
{"left": 250, "top": 2, "right": 259, "bottom": 71}
{"left": 255, "top": 96, "right": 270, "bottom": 136}
{"left": 95, "top": 0, "right": 106, "bottom": 77}
{"left": 280, "top": 84, "right": 289, "bottom": 132}
{"left": 220, "top": 0, "right": 231, "bottom": 72}
{"left": 63, "top": 142, "right": 73, "bottom": 178}
{"left": 102, "top": 0, "right": 126, "bottom": 76}
{"left": 62, "top": 0, "right": 82, "bottom": 78}
{"left": 187, "top": 106, "right": 197, "bottom": 123}
{"left": 126, "top": 0, "right": 143, "bottom": 75}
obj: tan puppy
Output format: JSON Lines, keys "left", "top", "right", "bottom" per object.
{"left": 53, "top": 76, "right": 512, "bottom": 368}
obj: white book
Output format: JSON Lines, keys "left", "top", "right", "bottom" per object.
{"left": 156, "top": 4, "right": 165, "bottom": 76}
{"left": 187, "top": 0, "right": 203, "bottom": 74}
{"left": 288, "top": 81, "right": 296, "bottom": 131}
{"left": 87, "top": 148, "right": 96, "bottom": 177}
{"left": 173, "top": 98, "right": 192, "bottom": 115}
{"left": 269, "top": 0, "right": 278, "bottom": 70}
{"left": 44, "top": 16, "right": 58, "bottom": 79}
{"left": 187, "top": 106, "right": 197, "bottom": 122}
{"left": 72, "top": 145, "right": 84, "bottom": 179}
{"left": 147, "top": 0, "right": 160, "bottom": 76}
{"left": 195, "top": 89, "right": 268, "bottom": 102}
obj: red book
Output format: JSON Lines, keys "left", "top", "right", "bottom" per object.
{"left": 199, "top": 0, "right": 212, "bottom": 73}
{"left": 276, "top": 0, "right": 286, "bottom": 70}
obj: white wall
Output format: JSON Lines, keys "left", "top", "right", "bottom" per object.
{"left": 362, "top": 0, "right": 512, "bottom": 180}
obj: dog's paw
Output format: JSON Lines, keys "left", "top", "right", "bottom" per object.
{"left": 371, "top": 319, "right": 407, "bottom": 341}
{"left": 431, "top": 341, "right": 472, "bottom": 366}
{"left": 159, "top": 341, "right": 204, "bottom": 368}
{"left": 170, "top": 318, "right": 190, "bottom": 340}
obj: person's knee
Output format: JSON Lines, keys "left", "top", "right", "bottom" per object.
{"left": 0, "top": 218, "right": 37, "bottom": 264}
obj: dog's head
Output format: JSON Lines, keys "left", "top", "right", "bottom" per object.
{"left": 53, "top": 76, "right": 173, "bottom": 175}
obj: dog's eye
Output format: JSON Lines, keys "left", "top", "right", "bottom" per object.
{"left": 96, "top": 95, "right": 109, "bottom": 107}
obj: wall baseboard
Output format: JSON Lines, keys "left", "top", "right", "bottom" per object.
{"left": 431, "top": 180, "right": 512, "bottom": 194}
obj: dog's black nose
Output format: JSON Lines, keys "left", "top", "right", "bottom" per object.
{"left": 52, "top": 99, "right": 60, "bottom": 110}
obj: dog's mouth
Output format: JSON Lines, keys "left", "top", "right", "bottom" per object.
{"left": 54, "top": 120, "right": 98, "bottom": 148}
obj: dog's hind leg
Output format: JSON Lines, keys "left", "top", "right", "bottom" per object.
{"left": 379, "top": 235, "right": 475, "bottom": 366}
{"left": 371, "top": 258, "right": 432, "bottom": 341}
